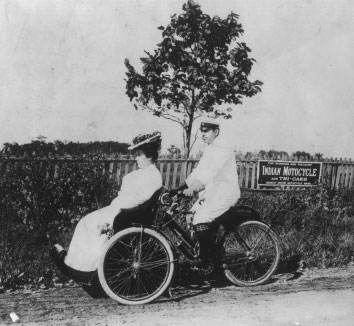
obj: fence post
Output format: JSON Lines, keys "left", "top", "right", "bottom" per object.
{"left": 123, "top": 160, "right": 129, "bottom": 176}
{"left": 349, "top": 165, "right": 354, "bottom": 189}
{"left": 165, "top": 162, "right": 172, "bottom": 189}
{"left": 172, "top": 161, "right": 179, "bottom": 189}
{"left": 116, "top": 162, "right": 121, "bottom": 186}
{"left": 180, "top": 161, "right": 187, "bottom": 186}
{"left": 250, "top": 161, "right": 256, "bottom": 189}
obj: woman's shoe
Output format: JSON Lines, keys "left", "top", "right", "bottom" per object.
{"left": 50, "top": 244, "right": 66, "bottom": 259}
{"left": 50, "top": 244, "right": 67, "bottom": 274}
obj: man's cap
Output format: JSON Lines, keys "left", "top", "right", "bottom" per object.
{"left": 200, "top": 117, "right": 219, "bottom": 130}
{"left": 128, "top": 131, "right": 162, "bottom": 150}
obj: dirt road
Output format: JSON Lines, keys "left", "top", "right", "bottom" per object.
{"left": 1, "top": 266, "right": 354, "bottom": 326}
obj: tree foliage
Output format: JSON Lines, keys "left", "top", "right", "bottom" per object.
{"left": 166, "top": 144, "right": 182, "bottom": 158}
{"left": 125, "top": 0, "right": 263, "bottom": 156}
{"left": 1, "top": 139, "right": 130, "bottom": 158}
{"left": 292, "top": 151, "right": 313, "bottom": 161}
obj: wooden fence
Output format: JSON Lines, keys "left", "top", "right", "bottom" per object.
{"left": 0, "top": 158, "right": 354, "bottom": 190}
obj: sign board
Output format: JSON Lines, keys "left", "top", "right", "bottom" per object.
{"left": 257, "top": 160, "right": 322, "bottom": 187}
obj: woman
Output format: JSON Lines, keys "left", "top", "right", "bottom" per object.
{"left": 51, "top": 132, "right": 162, "bottom": 296}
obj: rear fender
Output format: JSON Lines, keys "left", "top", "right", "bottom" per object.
{"left": 232, "top": 205, "right": 262, "bottom": 222}
{"left": 225, "top": 205, "right": 274, "bottom": 229}
{"left": 218, "top": 205, "right": 263, "bottom": 227}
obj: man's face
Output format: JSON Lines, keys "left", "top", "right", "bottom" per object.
{"left": 200, "top": 127, "right": 219, "bottom": 145}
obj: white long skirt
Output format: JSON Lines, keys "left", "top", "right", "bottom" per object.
{"left": 64, "top": 206, "right": 118, "bottom": 272}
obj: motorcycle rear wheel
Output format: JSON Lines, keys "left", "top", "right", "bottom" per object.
{"left": 222, "top": 220, "right": 280, "bottom": 286}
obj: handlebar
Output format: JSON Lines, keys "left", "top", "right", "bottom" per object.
{"left": 159, "top": 190, "right": 185, "bottom": 205}
{"left": 159, "top": 189, "right": 195, "bottom": 218}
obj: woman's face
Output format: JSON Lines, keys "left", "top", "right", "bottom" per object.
{"left": 135, "top": 150, "right": 152, "bottom": 169}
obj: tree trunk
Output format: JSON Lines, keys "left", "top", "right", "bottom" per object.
{"left": 185, "top": 119, "right": 193, "bottom": 158}
{"left": 184, "top": 100, "right": 195, "bottom": 158}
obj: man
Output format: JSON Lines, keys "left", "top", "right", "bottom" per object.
{"left": 183, "top": 118, "right": 240, "bottom": 268}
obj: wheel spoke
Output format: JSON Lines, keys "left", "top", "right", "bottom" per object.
{"left": 139, "top": 258, "right": 169, "bottom": 269}
{"left": 222, "top": 221, "right": 280, "bottom": 286}
{"left": 100, "top": 228, "right": 174, "bottom": 303}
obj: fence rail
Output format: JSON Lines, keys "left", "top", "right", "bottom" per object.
{"left": 1, "top": 158, "right": 353, "bottom": 190}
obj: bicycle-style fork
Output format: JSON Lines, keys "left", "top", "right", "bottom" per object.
{"left": 160, "top": 210, "right": 199, "bottom": 260}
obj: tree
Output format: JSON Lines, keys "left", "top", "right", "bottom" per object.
{"left": 257, "top": 150, "right": 289, "bottom": 159}
{"left": 314, "top": 152, "right": 323, "bottom": 161}
{"left": 266, "top": 150, "right": 289, "bottom": 159}
{"left": 292, "top": 151, "right": 312, "bottom": 161}
{"left": 125, "top": 0, "right": 262, "bottom": 157}
{"left": 166, "top": 145, "right": 182, "bottom": 158}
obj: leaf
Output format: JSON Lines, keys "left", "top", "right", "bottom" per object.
{"left": 122, "top": 1, "right": 262, "bottom": 156}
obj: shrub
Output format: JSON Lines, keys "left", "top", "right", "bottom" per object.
{"left": 243, "top": 183, "right": 354, "bottom": 268}
{"left": 0, "top": 160, "right": 119, "bottom": 291}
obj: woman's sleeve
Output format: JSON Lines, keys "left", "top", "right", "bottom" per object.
{"left": 110, "top": 170, "right": 162, "bottom": 210}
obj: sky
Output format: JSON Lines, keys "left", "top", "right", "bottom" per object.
{"left": 0, "top": 0, "right": 353, "bottom": 158}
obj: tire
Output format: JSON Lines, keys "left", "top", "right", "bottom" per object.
{"left": 222, "top": 220, "right": 280, "bottom": 286}
{"left": 98, "top": 226, "right": 175, "bottom": 305}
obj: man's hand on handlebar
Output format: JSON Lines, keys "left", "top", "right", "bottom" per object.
{"left": 168, "top": 188, "right": 194, "bottom": 197}
{"left": 183, "top": 188, "right": 195, "bottom": 197}
{"left": 168, "top": 189, "right": 183, "bottom": 197}
{"left": 183, "top": 179, "right": 205, "bottom": 197}
{"left": 169, "top": 179, "right": 205, "bottom": 198}
{"left": 169, "top": 183, "right": 188, "bottom": 197}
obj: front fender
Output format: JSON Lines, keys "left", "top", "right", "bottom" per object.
{"left": 116, "top": 223, "right": 180, "bottom": 260}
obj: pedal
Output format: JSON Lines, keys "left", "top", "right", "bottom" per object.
{"left": 199, "top": 261, "right": 214, "bottom": 276}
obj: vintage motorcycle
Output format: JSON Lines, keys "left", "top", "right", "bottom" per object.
{"left": 97, "top": 188, "right": 280, "bottom": 305}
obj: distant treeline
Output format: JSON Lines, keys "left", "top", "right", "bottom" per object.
{"left": 1, "top": 138, "right": 322, "bottom": 161}
{"left": 1, "top": 138, "right": 130, "bottom": 158}
{"left": 241, "top": 150, "right": 323, "bottom": 161}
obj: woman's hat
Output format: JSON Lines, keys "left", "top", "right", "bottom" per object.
{"left": 128, "top": 131, "right": 162, "bottom": 150}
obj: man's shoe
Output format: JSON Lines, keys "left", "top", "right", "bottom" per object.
{"left": 188, "top": 279, "right": 211, "bottom": 290}
{"left": 199, "top": 279, "right": 211, "bottom": 290}
{"left": 183, "top": 257, "right": 203, "bottom": 268}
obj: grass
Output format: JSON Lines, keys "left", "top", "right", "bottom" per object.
{"left": 1, "top": 183, "right": 354, "bottom": 292}
{"left": 242, "top": 184, "right": 354, "bottom": 269}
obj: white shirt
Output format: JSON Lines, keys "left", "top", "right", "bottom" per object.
{"left": 186, "top": 139, "right": 240, "bottom": 224}
{"left": 109, "top": 163, "right": 162, "bottom": 212}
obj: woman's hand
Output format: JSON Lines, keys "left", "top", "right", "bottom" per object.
{"left": 100, "top": 223, "right": 112, "bottom": 234}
